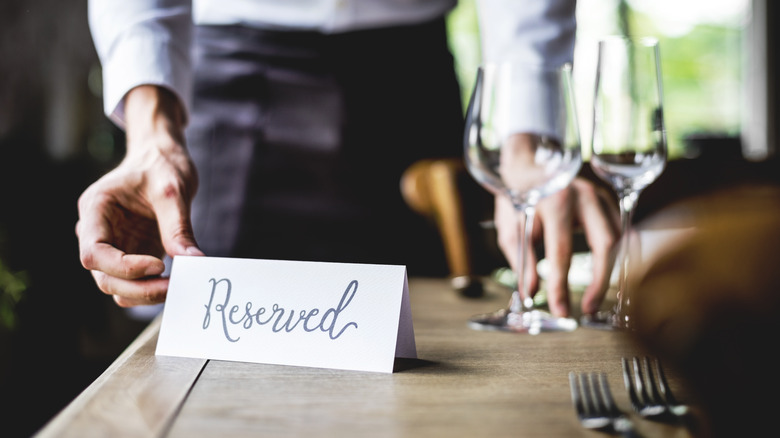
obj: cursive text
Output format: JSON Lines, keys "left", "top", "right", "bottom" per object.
{"left": 202, "top": 278, "right": 359, "bottom": 343}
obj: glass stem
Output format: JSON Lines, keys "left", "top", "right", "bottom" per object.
{"left": 615, "top": 190, "right": 639, "bottom": 327}
{"left": 511, "top": 205, "right": 536, "bottom": 313}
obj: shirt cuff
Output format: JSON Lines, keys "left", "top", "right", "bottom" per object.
{"left": 476, "top": 0, "right": 576, "bottom": 66}
{"left": 101, "top": 29, "right": 192, "bottom": 129}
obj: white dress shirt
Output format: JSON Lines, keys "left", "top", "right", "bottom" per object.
{"left": 88, "top": 0, "right": 576, "bottom": 129}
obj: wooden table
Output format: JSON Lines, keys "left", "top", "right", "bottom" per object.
{"left": 36, "top": 278, "right": 693, "bottom": 437}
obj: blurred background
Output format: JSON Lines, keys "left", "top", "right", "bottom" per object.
{"left": 0, "top": 0, "right": 777, "bottom": 436}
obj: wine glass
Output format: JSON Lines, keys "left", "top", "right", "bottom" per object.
{"left": 580, "top": 37, "right": 667, "bottom": 330}
{"left": 464, "top": 61, "right": 582, "bottom": 334}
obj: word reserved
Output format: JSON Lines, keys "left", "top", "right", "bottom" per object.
{"left": 156, "top": 256, "right": 416, "bottom": 373}
{"left": 202, "top": 277, "right": 359, "bottom": 342}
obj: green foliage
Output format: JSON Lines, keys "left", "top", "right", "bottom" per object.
{"left": 446, "top": 0, "right": 481, "bottom": 112}
{"left": 447, "top": 1, "right": 744, "bottom": 160}
{"left": 628, "top": 10, "right": 743, "bottom": 158}
{"left": 0, "top": 231, "right": 28, "bottom": 332}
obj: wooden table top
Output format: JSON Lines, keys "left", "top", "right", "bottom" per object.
{"left": 36, "top": 278, "right": 694, "bottom": 438}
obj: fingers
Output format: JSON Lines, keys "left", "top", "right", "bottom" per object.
{"left": 494, "top": 196, "right": 518, "bottom": 268}
{"left": 77, "top": 189, "right": 168, "bottom": 279}
{"left": 494, "top": 196, "right": 541, "bottom": 301}
{"left": 80, "top": 240, "right": 166, "bottom": 279}
{"left": 137, "top": 151, "right": 203, "bottom": 258}
{"left": 76, "top": 180, "right": 172, "bottom": 306}
{"left": 529, "top": 178, "right": 620, "bottom": 317}
{"left": 76, "top": 94, "right": 202, "bottom": 308}
{"left": 78, "top": 219, "right": 169, "bottom": 303}
{"left": 150, "top": 185, "right": 204, "bottom": 258}
{"left": 91, "top": 270, "right": 170, "bottom": 307}
{"left": 521, "top": 239, "right": 540, "bottom": 302}
{"left": 536, "top": 190, "right": 574, "bottom": 317}
{"left": 571, "top": 179, "right": 621, "bottom": 314}
{"left": 79, "top": 234, "right": 169, "bottom": 305}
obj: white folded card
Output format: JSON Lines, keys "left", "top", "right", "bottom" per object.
{"left": 155, "top": 256, "right": 416, "bottom": 373}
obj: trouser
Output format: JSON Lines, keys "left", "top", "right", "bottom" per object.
{"left": 186, "top": 17, "right": 464, "bottom": 275}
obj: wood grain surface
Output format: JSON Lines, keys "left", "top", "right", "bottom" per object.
{"left": 36, "top": 317, "right": 207, "bottom": 438}
{"left": 37, "top": 278, "right": 695, "bottom": 438}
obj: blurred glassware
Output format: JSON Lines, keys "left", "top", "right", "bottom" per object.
{"left": 581, "top": 36, "right": 667, "bottom": 331}
{"left": 464, "top": 61, "right": 582, "bottom": 334}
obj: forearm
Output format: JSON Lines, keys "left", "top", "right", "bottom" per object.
{"left": 125, "top": 85, "right": 187, "bottom": 154}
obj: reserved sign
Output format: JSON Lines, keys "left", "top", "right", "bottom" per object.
{"left": 155, "top": 256, "right": 416, "bottom": 373}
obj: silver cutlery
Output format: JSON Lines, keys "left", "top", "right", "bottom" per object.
{"left": 621, "top": 356, "right": 690, "bottom": 421}
{"left": 569, "top": 371, "right": 642, "bottom": 437}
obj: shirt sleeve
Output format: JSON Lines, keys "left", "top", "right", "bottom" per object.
{"left": 89, "top": 0, "right": 193, "bottom": 129}
{"left": 475, "top": 0, "right": 577, "bottom": 140}
{"left": 475, "top": 0, "right": 576, "bottom": 66}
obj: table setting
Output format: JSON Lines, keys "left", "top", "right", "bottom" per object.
{"left": 36, "top": 34, "right": 780, "bottom": 438}
{"left": 37, "top": 275, "right": 702, "bottom": 438}
{"left": 38, "top": 197, "right": 771, "bottom": 438}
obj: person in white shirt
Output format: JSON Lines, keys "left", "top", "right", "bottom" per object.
{"left": 76, "top": 0, "right": 619, "bottom": 318}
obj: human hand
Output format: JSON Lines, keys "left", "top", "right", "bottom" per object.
{"left": 76, "top": 85, "right": 203, "bottom": 307}
{"left": 494, "top": 177, "right": 620, "bottom": 317}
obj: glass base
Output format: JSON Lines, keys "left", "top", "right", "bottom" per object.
{"left": 468, "top": 307, "right": 578, "bottom": 335}
{"left": 579, "top": 309, "right": 628, "bottom": 331}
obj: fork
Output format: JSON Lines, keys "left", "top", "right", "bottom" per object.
{"left": 621, "top": 356, "right": 690, "bottom": 421}
{"left": 569, "top": 371, "right": 642, "bottom": 437}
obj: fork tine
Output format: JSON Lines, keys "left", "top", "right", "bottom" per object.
{"left": 632, "top": 356, "right": 652, "bottom": 406}
{"left": 580, "top": 373, "right": 597, "bottom": 417}
{"left": 622, "top": 357, "right": 642, "bottom": 412}
{"left": 569, "top": 372, "right": 585, "bottom": 418}
{"left": 570, "top": 372, "right": 611, "bottom": 431}
{"left": 624, "top": 355, "right": 692, "bottom": 423}
{"left": 652, "top": 357, "right": 678, "bottom": 405}
{"left": 570, "top": 371, "right": 639, "bottom": 435}
{"left": 643, "top": 356, "right": 665, "bottom": 405}
{"left": 595, "top": 373, "right": 620, "bottom": 417}
{"left": 589, "top": 373, "right": 607, "bottom": 415}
